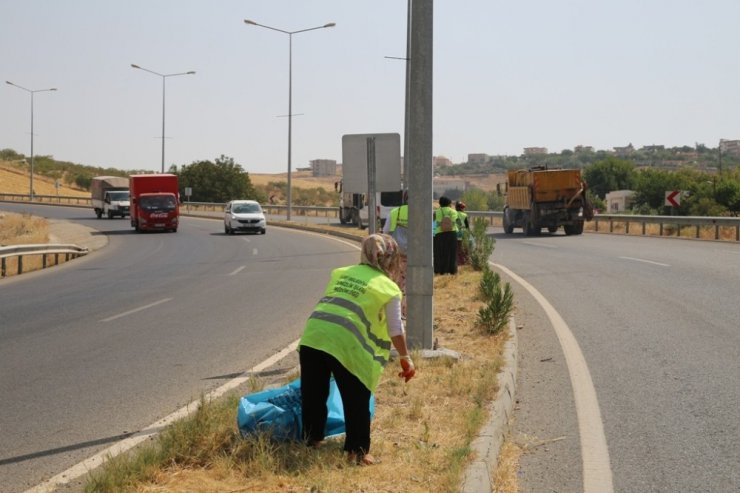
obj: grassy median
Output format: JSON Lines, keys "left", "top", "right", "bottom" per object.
{"left": 83, "top": 265, "right": 516, "bottom": 493}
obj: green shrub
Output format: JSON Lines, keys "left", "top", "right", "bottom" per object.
{"left": 476, "top": 265, "right": 514, "bottom": 335}
{"left": 469, "top": 217, "right": 495, "bottom": 271}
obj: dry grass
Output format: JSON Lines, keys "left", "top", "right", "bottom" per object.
{"left": 0, "top": 211, "right": 50, "bottom": 277}
{"left": 87, "top": 267, "right": 514, "bottom": 493}
{"left": 0, "top": 161, "right": 89, "bottom": 196}
{"left": 493, "top": 441, "right": 522, "bottom": 493}
{"left": 585, "top": 218, "right": 738, "bottom": 241}
{"left": 250, "top": 171, "right": 339, "bottom": 192}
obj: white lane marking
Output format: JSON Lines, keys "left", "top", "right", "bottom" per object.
{"left": 100, "top": 298, "right": 173, "bottom": 322}
{"left": 521, "top": 241, "right": 557, "bottom": 248}
{"left": 619, "top": 256, "right": 670, "bottom": 267}
{"left": 229, "top": 266, "right": 246, "bottom": 276}
{"left": 493, "top": 262, "right": 614, "bottom": 493}
{"left": 24, "top": 340, "right": 302, "bottom": 493}
{"left": 252, "top": 248, "right": 258, "bottom": 255}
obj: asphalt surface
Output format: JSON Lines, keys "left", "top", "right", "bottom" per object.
{"left": 1, "top": 207, "right": 514, "bottom": 493}
{"left": 6, "top": 205, "right": 738, "bottom": 492}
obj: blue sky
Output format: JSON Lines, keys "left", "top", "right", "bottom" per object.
{"left": 2, "top": 0, "right": 738, "bottom": 174}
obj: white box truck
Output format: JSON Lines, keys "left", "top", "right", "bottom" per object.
{"left": 91, "top": 176, "right": 130, "bottom": 219}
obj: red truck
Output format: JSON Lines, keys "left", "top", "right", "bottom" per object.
{"left": 129, "top": 174, "right": 180, "bottom": 232}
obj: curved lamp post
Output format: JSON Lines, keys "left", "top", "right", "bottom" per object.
{"left": 6, "top": 81, "right": 57, "bottom": 199}
{"left": 131, "top": 64, "right": 195, "bottom": 173}
{"left": 244, "top": 19, "right": 335, "bottom": 221}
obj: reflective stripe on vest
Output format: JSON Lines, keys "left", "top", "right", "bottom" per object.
{"left": 299, "top": 264, "right": 401, "bottom": 391}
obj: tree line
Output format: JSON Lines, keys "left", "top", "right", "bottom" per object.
{"left": 450, "top": 157, "right": 739, "bottom": 217}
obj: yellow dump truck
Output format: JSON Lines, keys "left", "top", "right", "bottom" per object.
{"left": 503, "top": 166, "right": 593, "bottom": 235}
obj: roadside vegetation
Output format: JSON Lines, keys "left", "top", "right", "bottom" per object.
{"left": 83, "top": 264, "right": 517, "bottom": 493}
{"left": 0, "top": 212, "right": 50, "bottom": 277}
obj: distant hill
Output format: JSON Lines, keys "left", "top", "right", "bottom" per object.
{"left": 0, "top": 161, "right": 88, "bottom": 196}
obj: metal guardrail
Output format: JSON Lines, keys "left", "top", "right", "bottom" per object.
{"left": 0, "top": 243, "right": 89, "bottom": 278}
{"left": 2, "top": 194, "right": 739, "bottom": 241}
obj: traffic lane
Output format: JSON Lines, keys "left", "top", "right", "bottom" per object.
{"left": 0, "top": 216, "right": 358, "bottom": 493}
{"left": 494, "top": 233, "right": 740, "bottom": 492}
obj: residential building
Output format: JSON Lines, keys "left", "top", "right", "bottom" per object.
{"left": 720, "top": 139, "right": 740, "bottom": 156}
{"left": 523, "top": 147, "right": 548, "bottom": 155}
{"left": 613, "top": 143, "right": 635, "bottom": 157}
{"left": 605, "top": 190, "right": 635, "bottom": 213}
{"left": 310, "top": 159, "right": 337, "bottom": 177}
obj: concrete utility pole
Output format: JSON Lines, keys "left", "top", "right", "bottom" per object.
{"left": 405, "top": 0, "right": 434, "bottom": 349}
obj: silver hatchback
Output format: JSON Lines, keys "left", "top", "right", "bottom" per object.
{"left": 224, "top": 200, "right": 267, "bottom": 235}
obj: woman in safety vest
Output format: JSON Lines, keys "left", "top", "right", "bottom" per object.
{"left": 455, "top": 201, "right": 470, "bottom": 265}
{"left": 433, "top": 196, "right": 459, "bottom": 275}
{"left": 299, "top": 234, "right": 415, "bottom": 465}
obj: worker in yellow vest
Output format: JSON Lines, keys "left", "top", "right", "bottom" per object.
{"left": 299, "top": 234, "right": 415, "bottom": 465}
{"left": 383, "top": 199, "right": 409, "bottom": 315}
{"left": 455, "top": 201, "right": 470, "bottom": 265}
{"left": 433, "top": 196, "right": 459, "bottom": 274}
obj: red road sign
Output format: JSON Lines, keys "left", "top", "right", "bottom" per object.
{"left": 665, "top": 190, "right": 681, "bottom": 207}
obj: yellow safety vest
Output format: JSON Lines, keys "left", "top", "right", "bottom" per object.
{"left": 434, "top": 207, "right": 459, "bottom": 235}
{"left": 389, "top": 205, "right": 409, "bottom": 232}
{"left": 299, "top": 264, "right": 402, "bottom": 392}
{"left": 456, "top": 211, "right": 468, "bottom": 238}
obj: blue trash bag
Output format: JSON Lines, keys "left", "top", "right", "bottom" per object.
{"left": 237, "top": 377, "right": 375, "bottom": 441}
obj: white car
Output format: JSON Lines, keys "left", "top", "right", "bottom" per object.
{"left": 224, "top": 200, "right": 266, "bottom": 235}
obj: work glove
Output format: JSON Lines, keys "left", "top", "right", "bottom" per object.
{"left": 398, "top": 355, "right": 416, "bottom": 382}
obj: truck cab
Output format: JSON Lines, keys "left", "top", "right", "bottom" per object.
{"left": 129, "top": 174, "right": 180, "bottom": 232}
{"left": 101, "top": 190, "right": 130, "bottom": 218}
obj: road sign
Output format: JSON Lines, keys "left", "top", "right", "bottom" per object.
{"left": 665, "top": 190, "right": 681, "bottom": 207}
{"left": 341, "top": 133, "right": 401, "bottom": 193}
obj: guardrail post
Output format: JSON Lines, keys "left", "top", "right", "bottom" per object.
{"left": 17, "top": 255, "right": 23, "bottom": 275}
{"left": 42, "top": 254, "right": 47, "bottom": 269}
{"left": 660, "top": 223, "right": 664, "bottom": 236}
{"left": 626, "top": 220, "right": 630, "bottom": 234}
{"left": 1, "top": 258, "right": 5, "bottom": 277}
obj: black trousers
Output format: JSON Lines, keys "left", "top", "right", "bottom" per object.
{"left": 299, "top": 345, "right": 372, "bottom": 455}
{"left": 434, "top": 231, "right": 458, "bottom": 274}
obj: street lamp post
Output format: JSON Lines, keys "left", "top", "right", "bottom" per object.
{"left": 131, "top": 64, "right": 195, "bottom": 173}
{"left": 6, "top": 81, "right": 57, "bottom": 200}
{"left": 244, "top": 19, "right": 335, "bottom": 221}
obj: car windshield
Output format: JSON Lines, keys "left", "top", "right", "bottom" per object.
{"left": 140, "top": 195, "right": 176, "bottom": 211}
{"left": 109, "top": 191, "right": 129, "bottom": 201}
{"left": 233, "top": 203, "right": 261, "bottom": 214}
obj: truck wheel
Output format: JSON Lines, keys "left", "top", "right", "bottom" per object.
{"left": 95, "top": 209, "right": 102, "bottom": 219}
{"left": 107, "top": 211, "right": 113, "bottom": 219}
{"left": 564, "top": 221, "right": 584, "bottom": 235}
{"left": 339, "top": 209, "right": 348, "bottom": 225}
{"left": 224, "top": 224, "right": 230, "bottom": 234}
{"left": 548, "top": 226, "right": 558, "bottom": 233}
{"left": 503, "top": 207, "right": 514, "bottom": 234}
{"left": 525, "top": 219, "right": 540, "bottom": 236}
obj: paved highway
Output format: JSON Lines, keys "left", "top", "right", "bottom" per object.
{"left": 0, "top": 204, "right": 358, "bottom": 493}
{"left": 493, "top": 231, "right": 740, "bottom": 492}
{"left": 1, "top": 204, "right": 738, "bottom": 492}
